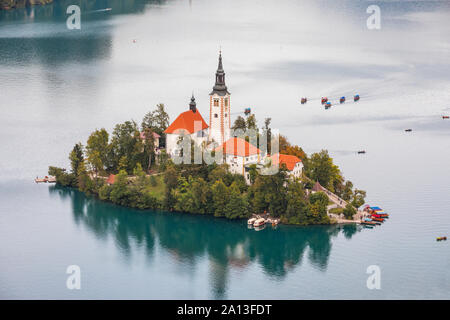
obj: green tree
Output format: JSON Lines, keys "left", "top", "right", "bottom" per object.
{"left": 225, "top": 182, "right": 249, "bottom": 219}
{"left": 163, "top": 165, "right": 178, "bottom": 210}
{"left": 69, "top": 143, "right": 84, "bottom": 175}
{"left": 86, "top": 129, "right": 109, "bottom": 175}
{"left": 141, "top": 103, "right": 170, "bottom": 136}
{"left": 343, "top": 203, "right": 357, "bottom": 219}
{"left": 110, "top": 120, "right": 141, "bottom": 173}
{"left": 305, "top": 150, "right": 342, "bottom": 191}
{"left": 285, "top": 181, "right": 309, "bottom": 224}
{"left": 351, "top": 189, "right": 366, "bottom": 208}
{"left": 109, "top": 170, "right": 130, "bottom": 206}
{"left": 212, "top": 180, "right": 230, "bottom": 217}
{"left": 232, "top": 116, "right": 247, "bottom": 131}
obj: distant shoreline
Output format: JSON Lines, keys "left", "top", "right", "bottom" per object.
{"left": 0, "top": 0, "right": 53, "bottom": 11}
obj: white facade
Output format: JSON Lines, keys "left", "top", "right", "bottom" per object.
{"left": 209, "top": 93, "right": 231, "bottom": 146}
{"left": 166, "top": 129, "right": 208, "bottom": 157}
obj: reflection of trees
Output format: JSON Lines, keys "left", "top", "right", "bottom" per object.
{"left": 0, "top": 0, "right": 167, "bottom": 66}
{"left": 49, "top": 185, "right": 360, "bottom": 298}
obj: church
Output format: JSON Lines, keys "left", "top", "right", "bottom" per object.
{"left": 163, "top": 52, "right": 303, "bottom": 183}
{"left": 164, "top": 51, "right": 232, "bottom": 156}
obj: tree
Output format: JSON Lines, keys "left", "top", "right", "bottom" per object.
{"left": 343, "top": 203, "right": 357, "bottom": 220}
{"left": 285, "top": 181, "right": 309, "bottom": 224}
{"left": 212, "top": 180, "right": 230, "bottom": 217}
{"left": 351, "top": 189, "right": 366, "bottom": 208}
{"left": 342, "top": 181, "right": 354, "bottom": 201}
{"left": 163, "top": 165, "right": 178, "bottom": 210}
{"left": 246, "top": 114, "right": 257, "bottom": 131}
{"left": 232, "top": 116, "right": 247, "bottom": 132}
{"left": 142, "top": 127, "right": 156, "bottom": 172}
{"left": 305, "top": 150, "right": 342, "bottom": 191}
{"left": 69, "top": 143, "right": 84, "bottom": 175}
{"left": 225, "top": 182, "right": 249, "bottom": 219}
{"left": 141, "top": 103, "right": 169, "bottom": 136}
{"left": 110, "top": 120, "right": 141, "bottom": 173}
{"left": 263, "top": 117, "right": 272, "bottom": 154}
{"left": 109, "top": 170, "right": 130, "bottom": 206}
{"left": 86, "top": 129, "right": 109, "bottom": 175}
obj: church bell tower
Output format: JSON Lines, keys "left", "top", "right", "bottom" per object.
{"left": 209, "top": 51, "right": 230, "bottom": 146}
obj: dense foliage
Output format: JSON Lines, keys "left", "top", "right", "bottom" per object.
{"left": 49, "top": 105, "right": 366, "bottom": 225}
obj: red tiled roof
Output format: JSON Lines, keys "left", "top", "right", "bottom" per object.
{"left": 270, "top": 153, "right": 301, "bottom": 171}
{"left": 215, "top": 137, "right": 260, "bottom": 157}
{"left": 106, "top": 174, "right": 116, "bottom": 185}
{"left": 164, "top": 110, "right": 208, "bottom": 134}
{"left": 140, "top": 131, "right": 161, "bottom": 140}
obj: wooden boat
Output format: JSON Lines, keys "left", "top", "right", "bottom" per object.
{"left": 253, "top": 218, "right": 266, "bottom": 227}
{"left": 443, "top": 116, "right": 449, "bottom": 119}
{"left": 325, "top": 102, "right": 332, "bottom": 109}
{"left": 247, "top": 218, "right": 256, "bottom": 225}
{"left": 371, "top": 217, "right": 384, "bottom": 222}
{"left": 405, "top": 129, "right": 412, "bottom": 132}
{"left": 340, "top": 97, "right": 345, "bottom": 104}
{"left": 321, "top": 97, "right": 328, "bottom": 105}
{"left": 361, "top": 220, "right": 376, "bottom": 226}
{"left": 357, "top": 150, "right": 366, "bottom": 154}
{"left": 301, "top": 97, "right": 307, "bottom": 104}
{"left": 436, "top": 237, "right": 447, "bottom": 241}
{"left": 354, "top": 94, "right": 360, "bottom": 102}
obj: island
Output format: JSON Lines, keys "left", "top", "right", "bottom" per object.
{"left": 48, "top": 53, "right": 368, "bottom": 226}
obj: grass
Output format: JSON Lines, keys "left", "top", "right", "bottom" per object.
{"left": 143, "top": 174, "right": 166, "bottom": 200}
{"left": 329, "top": 207, "right": 344, "bottom": 214}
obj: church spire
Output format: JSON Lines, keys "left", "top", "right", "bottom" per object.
{"left": 211, "top": 51, "right": 229, "bottom": 96}
{"left": 189, "top": 93, "right": 197, "bottom": 113}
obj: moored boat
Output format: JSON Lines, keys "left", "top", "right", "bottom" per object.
{"left": 436, "top": 236, "right": 447, "bottom": 241}
{"left": 253, "top": 218, "right": 266, "bottom": 228}
{"left": 371, "top": 217, "right": 384, "bottom": 223}
{"left": 247, "top": 218, "right": 256, "bottom": 225}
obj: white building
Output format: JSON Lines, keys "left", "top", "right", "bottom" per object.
{"left": 269, "top": 153, "right": 303, "bottom": 179}
{"left": 208, "top": 51, "right": 231, "bottom": 147}
{"left": 164, "top": 95, "right": 209, "bottom": 156}
{"left": 215, "top": 137, "right": 262, "bottom": 183}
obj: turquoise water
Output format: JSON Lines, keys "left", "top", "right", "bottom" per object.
{"left": 1, "top": 0, "right": 450, "bottom": 299}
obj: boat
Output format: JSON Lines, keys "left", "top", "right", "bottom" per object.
{"left": 340, "top": 96, "right": 345, "bottom": 104}
{"left": 244, "top": 107, "right": 251, "bottom": 115}
{"left": 361, "top": 220, "right": 376, "bottom": 226}
{"left": 405, "top": 129, "right": 412, "bottom": 132}
{"left": 253, "top": 218, "right": 266, "bottom": 227}
{"left": 357, "top": 150, "right": 366, "bottom": 154}
{"left": 436, "top": 237, "right": 447, "bottom": 241}
{"left": 371, "top": 217, "right": 384, "bottom": 222}
{"left": 354, "top": 94, "right": 360, "bottom": 102}
{"left": 325, "top": 101, "right": 332, "bottom": 109}
{"left": 301, "top": 97, "right": 307, "bottom": 104}
{"left": 443, "top": 116, "right": 449, "bottom": 119}
{"left": 321, "top": 97, "right": 328, "bottom": 105}
{"left": 247, "top": 218, "right": 256, "bottom": 225}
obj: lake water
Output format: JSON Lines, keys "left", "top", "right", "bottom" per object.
{"left": 1, "top": 0, "right": 449, "bottom": 299}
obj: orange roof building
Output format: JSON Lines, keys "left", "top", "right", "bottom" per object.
{"left": 270, "top": 153, "right": 304, "bottom": 178}
{"left": 215, "top": 137, "right": 260, "bottom": 157}
{"left": 164, "top": 95, "right": 210, "bottom": 156}
{"left": 106, "top": 174, "right": 116, "bottom": 185}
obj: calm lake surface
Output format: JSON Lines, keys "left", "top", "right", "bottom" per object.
{"left": 1, "top": 0, "right": 450, "bottom": 299}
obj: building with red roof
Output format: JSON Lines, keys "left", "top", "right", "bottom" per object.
{"left": 215, "top": 137, "right": 262, "bottom": 180}
{"left": 164, "top": 95, "right": 209, "bottom": 156}
{"left": 106, "top": 174, "right": 116, "bottom": 185}
{"left": 270, "top": 153, "right": 303, "bottom": 178}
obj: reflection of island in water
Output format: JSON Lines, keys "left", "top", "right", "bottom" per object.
{"left": 49, "top": 185, "right": 361, "bottom": 298}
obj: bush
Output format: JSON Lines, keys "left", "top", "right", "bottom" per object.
{"left": 343, "top": 203, "right": 357, "bottom": 219}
